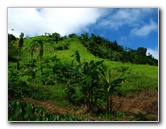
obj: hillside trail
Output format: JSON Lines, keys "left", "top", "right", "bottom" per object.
{"left": 23, "top": 98, "right": 99, "bottom": 121}
{"left": 23, "top": 89, "right": 158, "bottom": 121}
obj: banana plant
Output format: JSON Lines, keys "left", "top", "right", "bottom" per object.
{"left": 71, "top": 50, "right": 81, "bottom": 69}
{"left": 99, "top": 66, "right": 125, "bottom": 114}
{"left": 81, "top": 60, "right": 104, "bottom": 112}
{"left": 71, "top": 50, "right": 104, "bottom": 112}
{"left": 26, "top": 38, "right": 39, "bottom": 61}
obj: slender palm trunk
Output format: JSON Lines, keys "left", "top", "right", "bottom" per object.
{"left": 39, "top": 45, "right": 43, "bottom": 74}
{"left": 88, "top": 89, "right": 93, "bottom": 112}
{"left": 30, "top": 47, "right": 34, "bottom": 61}
{"left": 67, "top": 80, "right": 71, "bottom": 101}
{"left": 107, "top": 94, "right": 112, "bottom": 114}
{"left": 94, "top": 96, "right": 97, "bottom": 112}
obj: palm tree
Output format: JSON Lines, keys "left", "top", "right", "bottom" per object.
{"left": 27, "top": 38, "right": 39, "bottom": 61}
{"left": 18, "top": 32, "right": 24, "bottom": 51}
{"left": 38, "top": 40, "right": 43, "bottom": 62}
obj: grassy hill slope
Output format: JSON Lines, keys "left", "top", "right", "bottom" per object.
{"left": 43, "top": 38, "right": 158, "bottom": 79}
{"left": 41, "top": 37, "right": 158, "bottom": 92}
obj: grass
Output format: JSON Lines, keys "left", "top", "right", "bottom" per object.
{"left": 9, "top": 37, "right": 158, "bottom": 97}
{"left": 55, "top": 39, "right": 100, "bottom": 63}
{"left": 23, "top": 37, "right": 158, "bottom": 80}
{"left": 55, "top": 39, "right": 158, "bottom": 79}
{"left": 21, "top": 37, "right": 158, "bottom": 93}
{"left": 47, "top": 39, "right": 158, "bottom": 91}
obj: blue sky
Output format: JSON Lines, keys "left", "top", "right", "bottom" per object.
{"left": 8, "top": 8, "right": 158, "bottom": 59}
{"left": 81, "top": 8, "right": 158, "bottom": 59}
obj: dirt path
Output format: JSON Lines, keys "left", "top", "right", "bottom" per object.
{"left": 112, "top": 89, "right": 158, "bottom": 120}
{"left": 23, "top": 89, "right": 158, "bottom": 121}
{"left": 23, "top": 98, "right": 98, "bottom": 121}
{"left": 23, "top": 98, "right": 70, "bottom": 115}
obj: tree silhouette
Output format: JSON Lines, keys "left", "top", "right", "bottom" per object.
{"left": 18, "top": 32, "right": 24, "bottom": 51}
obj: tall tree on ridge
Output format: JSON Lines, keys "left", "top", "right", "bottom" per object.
{"left": 18, "top": 32, "right": 24, "bottom": 51}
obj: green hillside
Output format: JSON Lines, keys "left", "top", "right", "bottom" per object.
{"left": 41, "top": 37, "right": 158, "bottom": 92}
{"left": 8, "top": 33, "right": 158, "bottom": 121}
{"left": 55, "top": 38, "right": 158, "bottom": 79}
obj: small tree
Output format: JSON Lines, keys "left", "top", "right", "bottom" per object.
{"left": 18, "top": 32, "right": 24, "bottom": 51}
{"left": 68, "top": 33, "right": 77, "bottom": 38}
{"left": 35, "top": 38, "right": 44, "bottom": 74}
{"left": 8, "top": 33, "right": 18, "bottom": 67}
{"left": 52, "top": 32, "right": 61, "bottom": 43}
{"left": 99, "top": 67, "right": 125, "bottom": 114}
{"left": 16, "top": 32, "right": 24, "bottom": 70}
{"left": 38, "top": 40, "right": 43, "bottom": 62}
{"left": 81, "top": 60, "right": 104, "bottom": 112}
{"left": 71, "top": 50, "right": 104, "bottom": 112}
{"left": 27, "top": 39, "right": 39, "bottom": 61}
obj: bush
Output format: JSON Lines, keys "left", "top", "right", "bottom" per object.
{"left": 8, "top": 100, "right": 82, "bottom": 121}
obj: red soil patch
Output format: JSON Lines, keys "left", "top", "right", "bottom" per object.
{"left": 112, "top": 89, "right": 158, "bottom": 120}
{"left": 23, "top": 89, "right": 158, "bottom": 121}
{"left": 23, "top": 98, "right": 97, "bottom": 121}
{"left": 23, "top": 98, "right": 71, "bottom": 115}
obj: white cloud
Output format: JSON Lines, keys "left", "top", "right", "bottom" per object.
{"left": 146, "top": 48, "right": 158, "bottom": 59}
{"left": 8, "top": 8, "right": 104, "bottom": 37}
{"left": 130, "top": 19, "right": 158, "bottom": 36}
{"left": 118, "top": 36, "right": 127, "bottom": 45}
{"left": 98, "top": 8, "right": 156, "bottom": 30}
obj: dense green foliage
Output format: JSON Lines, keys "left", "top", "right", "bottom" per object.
{"left": 8, "top": 32, "right": 158, "bottom": 121}
{"left": 8, "top": 100, "right": 82, "bottom": 121}
{"left": 79, "top": 33, "right": 158, "bottom": 66}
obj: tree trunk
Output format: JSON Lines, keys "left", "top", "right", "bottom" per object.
{"left": 39, "top": 48, "right": 43, "bottom": 62}
{"left": 87, "top": 93, "right": 90, "bottom": 112}
{"left": 110, "top": 95, "right": 112, "bottom": 113}
{"left": 88, "top": 89, "right": 94, "bottom": 113}
{"left": 87, "top": 92, "right": 91, "bottom": 112}
{"left": 94, "top": 96, "right": 97, "bottom": 112}
{"left": 30, "top": 47, "right": 34, "bottom": 61}
{"left": 107, "top": 95, "right": 112, "bottom": 114}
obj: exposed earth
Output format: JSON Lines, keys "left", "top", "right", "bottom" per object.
{"left": 23, "top": 89, "right": 158, "bottom": 121}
